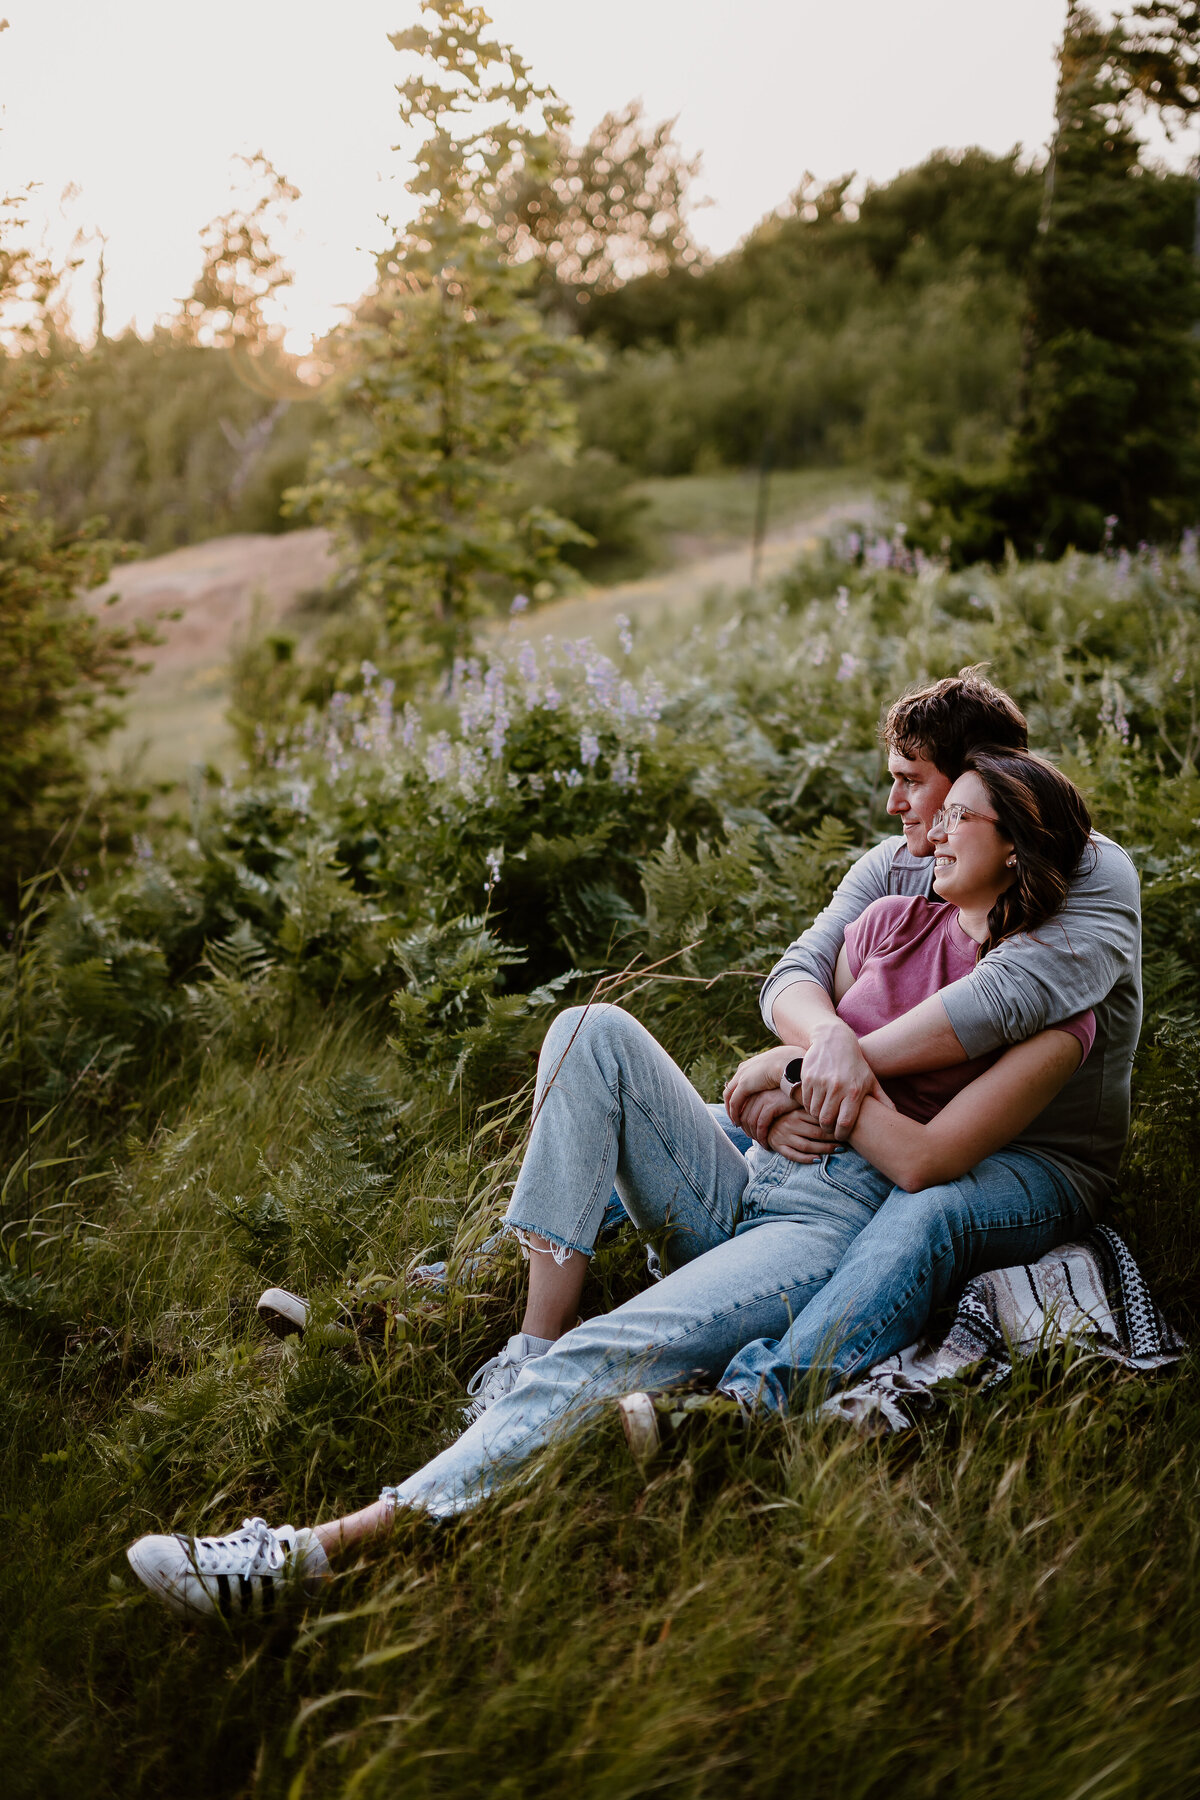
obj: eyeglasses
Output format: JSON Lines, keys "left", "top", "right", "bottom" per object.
{"left": 931, "top": 803, "right": 1000, "bottom": 834}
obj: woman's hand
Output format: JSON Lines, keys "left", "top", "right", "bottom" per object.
{"left": 847, "top": 1027, "right": 1085, "bottom": 1193}
{"left": 725, "top": 1049, "right": 843, "bottom": 1160}
{"left": 736, "top": 1089, "right": 839, "bottom": 1157}
{"left": 758, "top": 1098, "right": 843, "bottom": 1163}
{"left": 723, "top": 1047, "right": 793, "bottom": 1126}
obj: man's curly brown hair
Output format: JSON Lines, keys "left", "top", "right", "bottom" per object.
{"left": 883, "top": 666, "right": 1028, "bottom": 777}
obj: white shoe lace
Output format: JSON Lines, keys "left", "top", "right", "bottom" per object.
{"left": 465, "top": 1340, "right": 525, "bottom": 1405}
{"left": 462, "top": 1335, "right": 544, "bottom": 1422}
{"left": 190, "top": 1517, "right": 292, "bottom": 1578}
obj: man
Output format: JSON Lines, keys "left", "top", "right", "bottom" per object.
{"left": 715, "top": 665, "right": 1142, "bottom": 1407}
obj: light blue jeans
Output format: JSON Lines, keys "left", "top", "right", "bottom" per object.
{"left": 383, "top": 1004, "right": 1089, "bottom": 1518}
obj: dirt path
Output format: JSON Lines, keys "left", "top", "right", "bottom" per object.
{"left": 94, "top": 528, "right": 338, "bottom": 780}
{"left": 510, "top": 494, "right": 873, "bottom": 646}
{"left": 94, "top": 492, "right": 873, "bottom": 780}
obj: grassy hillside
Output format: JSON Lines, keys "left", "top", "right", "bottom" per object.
{"left": 2, "top": 531, "right": 1198, "bottom": 1797}
{"left": 634, "top": 466, "right": 878, "bottom": 545}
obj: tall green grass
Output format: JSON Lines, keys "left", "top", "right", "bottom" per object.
{"left": 2, "top": 531, "right": 1199, "bottom": 1796}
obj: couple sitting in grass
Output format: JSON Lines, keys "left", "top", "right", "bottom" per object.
{"left": 128, "top": 669, "right": 1143, "bottom": 1619}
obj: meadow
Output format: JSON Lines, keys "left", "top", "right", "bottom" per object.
{"left": 3, "top": 528, "right": 1200, "bottom": 1798}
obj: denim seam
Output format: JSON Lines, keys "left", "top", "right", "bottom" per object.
{"left": 568, "top": 1092, "right": 625, "bottom": 1248}
{"left": 512, "top": 1083, "right": 622, "bottom": 1255}
{"left": 569, "top": 1272, "right": 834, "bottom": 1404}
{"left": 816, "top": 1156, "right": 884, "bottom": 1206}
{"left": 743, "top": 1155, "right": 792, "bottom": 1196}
{"left": 619, "top": 1079, "right": 741, "bottom": 1243}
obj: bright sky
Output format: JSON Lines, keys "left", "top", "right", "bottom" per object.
{"left": 0, "top": 1, "right": 1127, "bottom": 351}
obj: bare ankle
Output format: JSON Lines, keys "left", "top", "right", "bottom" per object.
{"left": 313, "top": 1495, "right": 394, "bottom": 1560}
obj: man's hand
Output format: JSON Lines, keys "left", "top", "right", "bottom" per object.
{"left": 801, "top": 1018, "right": 897, "bottom": 1138}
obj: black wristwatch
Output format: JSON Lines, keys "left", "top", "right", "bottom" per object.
{"left": 779, "top": 1055, "right": 805, "bottom": 1101}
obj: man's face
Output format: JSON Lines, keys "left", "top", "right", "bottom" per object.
{"left": 885, "top": 749, "right": 954, "bottom": 858}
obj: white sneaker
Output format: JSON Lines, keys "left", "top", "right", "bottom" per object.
{"left": 462, "top": 1331, "right": 552, "bottom": 1423}
{"left": 617, "top": 1388, "right": 753, "bottom": 1464}
{"left": 256, "top": 1282, "right": 404, "bottom": 1340}
{"left": 126, "top": 1516, "right": 330, "bottom": 1619}
{"left": 257, "top": 1288, "right": 309, "bottom": 1339}
{"left": 617, "top": 1391, "right": 661, "bottom": 1461}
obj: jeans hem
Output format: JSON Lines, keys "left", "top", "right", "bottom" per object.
{"left": 503, "top": 1218, "right": 594, "bottom": 1262}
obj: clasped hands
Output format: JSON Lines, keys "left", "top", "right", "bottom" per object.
{"left": 722, "top": 1023, "right": 896, "bottom": 1164}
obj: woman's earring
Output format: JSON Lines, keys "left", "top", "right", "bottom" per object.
{"left": 1006, "top": 856, "right": 1018, "bottom": 868}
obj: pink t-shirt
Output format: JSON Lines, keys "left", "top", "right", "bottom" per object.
{"left": 836, "top": 896, "right": 1096, "bottom": 1125}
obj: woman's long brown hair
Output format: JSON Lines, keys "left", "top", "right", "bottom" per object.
{"left": 959, "top": 747, "right": 1093, "bottom": 956}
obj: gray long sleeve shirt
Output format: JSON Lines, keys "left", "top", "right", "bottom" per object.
{"left": 759, "top": 834, "right": 1143, "bottom": 1217}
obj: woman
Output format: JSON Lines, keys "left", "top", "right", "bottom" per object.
{"left": 128, "top": 748, "right": 1100, "bottom": 1617}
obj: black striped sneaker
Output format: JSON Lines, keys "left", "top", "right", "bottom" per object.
{"left": 126, "top": 1516, "right": 330, "bottom": 1619}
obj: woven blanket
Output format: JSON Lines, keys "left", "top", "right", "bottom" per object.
{"left": 820, "top": 1224, "right": 1187, "bottom": 1435}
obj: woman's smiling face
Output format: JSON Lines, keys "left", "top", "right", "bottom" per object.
{"left": 929, "top": 771, "right": 1017, "bottom": 910}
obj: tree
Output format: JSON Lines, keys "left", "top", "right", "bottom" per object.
{"left": 495, "top": 100, "right": 703, "bottom": 317}
{"left": 0, "top": 196, "right": 139, "bottom": 915}
{"left": 23, "top": 327, "right": 326, "bottom": 551}
{"left": 294, "top": 1, "right": 594, "bottom": 669}
{"left": 22, "top": 156, "right": 321, "bottom": 551}
{"left": 179, "top": 154, "right": 298, "bottom": 349}
{"left": 914, "top": 3, "right": 1200, "bottom": 562}
{"left": 177, "top": 152, "right": 314, "bottom": 407}
{"left": 1120, "top": 4, "right": 1200, "bottom": 119}
{"left": 177, "top": 153, "right": 316, "bottom": 490}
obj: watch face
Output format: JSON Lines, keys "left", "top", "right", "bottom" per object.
{"left": 784, "top": 1056, "right": 805, "bottom": 1086}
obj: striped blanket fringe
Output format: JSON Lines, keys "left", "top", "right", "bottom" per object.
{"left": 820, "top": 1224, "right": 1188, "bottom": 1436}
